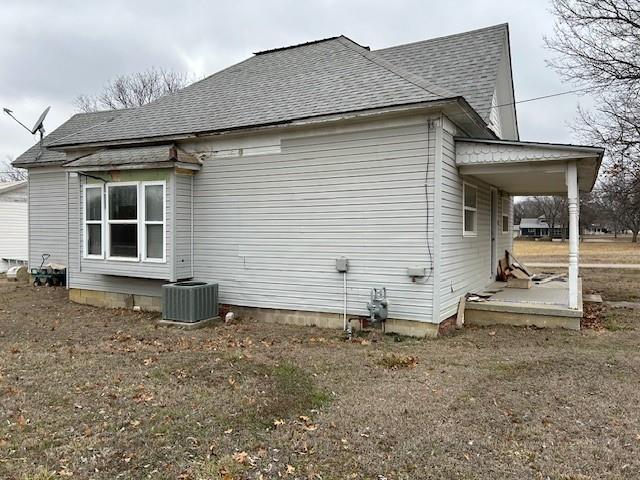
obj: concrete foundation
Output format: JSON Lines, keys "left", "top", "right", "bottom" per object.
{"left": 69, "top": 288, "right": 162, "bottom": 312}
{"left": 69, "top": 288, "right": 442, "bottom": 338}
{"left": 464, "top": 308, "right": 581, "bottom": 331}
{"left": 224, "top": 305, "right": 440, "bottom": 338}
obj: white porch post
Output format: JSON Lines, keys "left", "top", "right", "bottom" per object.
{"left": 566, "top": 160, "right": 579, "bottom": 309}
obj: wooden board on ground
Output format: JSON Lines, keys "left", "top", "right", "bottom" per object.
{"left": 506, "top": 277, "right": 532, "bottom": 289}
{"left": 456, "top": 295, "right": 466, "bottom": 329}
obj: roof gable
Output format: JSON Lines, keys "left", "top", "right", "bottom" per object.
{"left": 374, "top": 24, "right": 509, "bottom": 122}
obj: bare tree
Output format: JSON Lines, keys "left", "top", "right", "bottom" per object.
{"left": 75, "top": 67, "right": 190, "bottom": 112}
{"left": 546, "top": 0, "right": 640, "bottom": 240}
{"left": 0, "top": 156, "right": 27, "bottom": 182}
{"left": 534, "top": 196, "right": 567, "bottom": 239}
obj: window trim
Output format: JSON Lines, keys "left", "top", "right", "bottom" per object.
{"left": 82, "top": 184, "right": 105, "bottom": 259}
{"left": 91, "top": 180, "right": 168, "bottom": 264}
{"left": 462, "top": 181, "right": 478, "bottom": 237}
{"left": 106, "top": 181, "right": 140, "bottom": 262}
{"left": 501, "top": 196, "right": 510, "bottom": 234}
{"left": 141, "top": 181, "right": 167, "bottom": 263}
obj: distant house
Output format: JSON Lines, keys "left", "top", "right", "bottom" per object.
{"left": 14, "top": 24, "right": 603, "bottom": 335}
{"left": 0, "top": 180, "right": 28, "bottom": 272}
{"left": 518, "top": 216, "right": 567, "bottom": 239}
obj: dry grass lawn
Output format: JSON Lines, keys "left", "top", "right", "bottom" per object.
{"left": 514, "top": 238, "right": 640, "bottom": 264}
{"left": 1, "top": 274, "right": 640, "bottom": 479}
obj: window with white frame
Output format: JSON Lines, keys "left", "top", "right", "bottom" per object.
{"left": 143, "top": 183, "right": 165, "bottom": 261}
{"left": 84, "top": 181, "right": 166, "bottom": 262}
{"left": 463, "top": 182, "right": 477, "bottom": 236}
{"left": 108, "top": 184, "right": 139, "bottom": 259}
{"left": 84, "top": 185, "right": 104, "bottom": 257}
{"left": 502, "top": 196, "right": 510, "bottom": 233}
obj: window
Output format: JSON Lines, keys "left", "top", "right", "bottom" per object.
{"left": 84, "top": 185, "right": 104, "bottom": 258}
{"left": 108, "top": 184, "right": 139, "bottom": 259}
{"left": 143, "top": 183, "right": 165, "bottom": 261}
{"left": 97, "top": 181, "right": 166, "bottom": 262}
{"left": 502, "top": 196, "right": 510, "bottom": 234}
{"left": 463, "top": 182, "right": 477, "bottom": 236}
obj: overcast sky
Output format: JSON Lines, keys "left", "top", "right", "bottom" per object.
{"left": 1, "top": 0, "right": 594, "bottom": 165}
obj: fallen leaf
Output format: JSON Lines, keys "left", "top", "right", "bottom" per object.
{"left": 224, "top": 428, "right": 233, "bottom": 434}
{"left": 286, "top": 464, "right": 295, "bottom": 474}
{"left": 233, "top": 451, "right": 249, "bottom": 464}
{"left": 488, "top": 331, "right": 496, "bottom": 336}
{"left": 273, "top": 419, "right": 285, "bottom": 427}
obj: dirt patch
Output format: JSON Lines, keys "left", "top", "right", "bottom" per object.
{"left": 2, "top": 282, "right": 640, "bottom": 479}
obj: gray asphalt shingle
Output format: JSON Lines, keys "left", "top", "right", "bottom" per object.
{"left": 12, "top": 110, "right": 123, "bottom": 167}
{"left": 22, "top": 25, "right": 508, "bottom": 156}
{"left": 375, "top": 24, "right": 508, "bottom": 121}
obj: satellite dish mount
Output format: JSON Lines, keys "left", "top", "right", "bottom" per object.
{"left": 3, "top": 106, "right": 51, "bottom": 142}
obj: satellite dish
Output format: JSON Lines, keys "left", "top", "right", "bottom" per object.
{"left": 31, "top": 106, "right": 50, "bottom": 135}
{"left": 2, "top": 105, "right": 51, "bottom": 141}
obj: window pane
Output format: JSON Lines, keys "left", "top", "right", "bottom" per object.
{"left": 86, "top": 188, "right": 102, "bottom": 221}
{"left": 464, "top": 185, "right": 477, "bottom": 209}
{"left": 87, "top": 224, "right": 102, "bottom": 255}
{"left": 502, "top": 215, "right": 509, "bottom": 232}
{"left": 109, "top": 185, "right": 137, "bottom": 220}
{"left": 110, "top": 224, "right": 138, "bottom": 258}
{"left": 146, "top": 224, "right": 163, "bottom": 259}
{"left": 464, "top": 209, "right": 476, "bottom": 232}
{"left": 145, "top": 185, "right": 163, "bottom": 221}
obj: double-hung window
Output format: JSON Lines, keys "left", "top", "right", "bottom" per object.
{"left": 84, "top": 185, "right": 104, "bottom": 257}
{"left": 108, "top": 183, "right": 139, "bottom": 259}
{"left": 84, "top": 181, "right": 165, "bottom": 262}
{"left": 502, "top": 196, "right": 510, "bottom": 234}
{"left": 463, "top": 182, "right": 478, "bottom": 236}
{"left": 143, "top": 183, "right": 165, "bottom": 261}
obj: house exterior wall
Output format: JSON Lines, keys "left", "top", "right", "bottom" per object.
{"left": 0, "top": 200, "right": 28, "bottom": 271}
{"left": 175, "top": 173, "right": 194, "bottom": 280}
{"left": 437, "top": 117, "right": 502, "bottom": 321}
{"left": 28, "top": 169, "right": 68, "bottom": 268}
{"left": 183, "top": 114, "right": 438, "bottom": 323}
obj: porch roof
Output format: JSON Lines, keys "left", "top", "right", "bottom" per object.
{"left": 455, "top": 138, "right": 604, "bottom": 195}
{"left": 63, "top": 144, "right": 201, "bottom": 172}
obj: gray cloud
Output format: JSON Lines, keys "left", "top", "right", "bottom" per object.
{"left": 1, "top": 0, "right": 595, "bottom": 164}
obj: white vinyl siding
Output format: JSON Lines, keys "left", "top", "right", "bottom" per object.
{"left": 186, "top": 116, "right": 437, "bottom": 323}
{"left": 175, "top": 174, "right": 193, "bottom": 280}
{"left": 437, "top": 117, "right": 493, "bottom": 321}
{"left": 28, "top": 169, "right": 68, "bottom": 268}
{"left": 0, "top": 200, "right": 27, "bottom": 269}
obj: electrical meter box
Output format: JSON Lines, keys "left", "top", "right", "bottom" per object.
{"left": 335, "top": 257, "right": 349, "bottom": 273}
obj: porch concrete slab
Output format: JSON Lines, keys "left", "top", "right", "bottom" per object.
{"left": 467, "top": 279, "right": 583, "bottom": 319}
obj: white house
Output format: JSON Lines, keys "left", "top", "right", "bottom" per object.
{"left": 0, "top": 180, "right": 28, "bottom": 272}
{"left": 13, "top": 25, "right": 603, "bottom": 336}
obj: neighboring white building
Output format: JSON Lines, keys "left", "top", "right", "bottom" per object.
{"left": 0, "top": 180, "right": 28, "bottom": 272}
{"left": 14, "top": 25, "right": 603, "bottom": 336}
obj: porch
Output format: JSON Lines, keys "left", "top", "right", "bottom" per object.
{"left": 464, "top": 277, "right": 582, "bottom": 330}
{"left": 455, "top": 137, "right": 603, "bottom": 328}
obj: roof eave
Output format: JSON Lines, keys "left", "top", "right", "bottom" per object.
{"left": 49, "top": 97, "right": 496, "bottom": 151}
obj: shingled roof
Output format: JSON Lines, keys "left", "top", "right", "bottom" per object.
{"left": 375, "top": 24, "right": 509, "bottom": 121}
{"left": 47, "top": 26, "right": 509, "bottom": 149}
{"left": 12, "top": 110, "right": 123, "bottom": 167}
